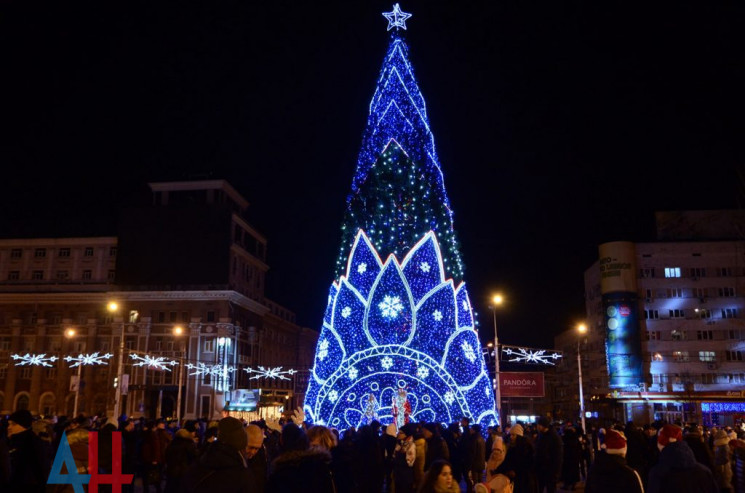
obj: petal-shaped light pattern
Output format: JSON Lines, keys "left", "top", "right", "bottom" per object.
{"left": 305, "top": 230, "right": 498, "bottom": 431}
{"left": 401, "top": 232, "right": 445, "bottom": 305}
{"left": 455, "top": 283, "right": 474, "bottom": 329}
{"left": 345, "top": 231, "right": 384, "bottom": 300}
{"left": 367, "top": 258, "right": 414, "bottom": 346}
{"left": 443, "top": 328, "right": 485, "bottom": 388}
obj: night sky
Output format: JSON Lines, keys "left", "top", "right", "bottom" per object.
{"left": 2, "top": 1, "right": 744, "bottom": 349}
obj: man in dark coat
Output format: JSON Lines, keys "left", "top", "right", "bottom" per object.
{"left": 648, "top": 424, "right": 718, "bottom": 493}
{"left": 164, "top": 427, "right": 199, "bottom": 493}
{"left": 584, "top": 428, "right": 643, "bottom": 493}
{"left": 468, "top": 424, "right": 486, "bottom": 490}
{"left": 560, "top": 423, "right": 581, "bottom": 490}
{"left": 6, "top": 410, "right": 50, "bottom": 493}
{"left": 183, "top": 417, "right": 257, "bottom": 493}
{"left": 534, "top": 416, "right": 562, "bottom": 493}
{"left": 422, "top": 422, "right": 449, "bottom": 471}
{"left": 494, "top": 424, "right": 537, "bottom": 493}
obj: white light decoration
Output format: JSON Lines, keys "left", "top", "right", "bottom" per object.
{"left": 358, "top": 263, "right": 367, "bottom": 274}
{"left": 64, "top": 353, "right": 113, "bottom": 367}
{"left": 382, "top": 3, "right": 412, "bottom": 31}
{"left": 501, "top": 345, "right": 563, "bottom": 366}
{"left": 186, "top": 362, "right": 236, "bottom": 377}
{"left": 433, "top": 310, "right": 443, "bottom": 321}
{"left": 129, "top": 353, "right": 178, "bottom": 371}
{"left": 243, "top": 366, "right": 297, "bottom": 381}
{"left": 379, "top": 295, "right": 404, "bottom": 318}
{"left": 11, "top": 353, "right": 59, "bottom": 367}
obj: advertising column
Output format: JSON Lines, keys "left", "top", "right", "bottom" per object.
{"left": 599, "top": 242, "right": 643, "bottom": 388}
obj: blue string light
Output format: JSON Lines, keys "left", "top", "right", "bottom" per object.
{"left": 308, "top": 11, "right": 496, "bottom": 431}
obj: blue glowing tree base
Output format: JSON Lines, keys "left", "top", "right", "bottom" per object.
{"left": 305, "top": 229, "right": 498, "bottom": 430}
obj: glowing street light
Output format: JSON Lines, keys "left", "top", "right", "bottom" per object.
{"left": 65, "top": 328, "right": 82, "bottom": 418}
{"left": 489, "top": 293, "right": 504, "bottom": 424}
{"left": 577, "top": 323, "right": 588, "bottom": 433}
{"left": 173, "top": 325, "right": 185, "bottom": 423}
{"left": 109, "top": 301, "right": 125, "bottom": 420}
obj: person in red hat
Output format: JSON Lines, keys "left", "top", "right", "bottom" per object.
{"left": 647, "top": 424, "right": 717, "bottom": 493}
{"left": 584, "top": 428, "right": 643, "bottom": 493}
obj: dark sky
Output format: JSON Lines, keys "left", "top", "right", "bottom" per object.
{"left": 2, "top": 1, "right": 744, "bottom": 349}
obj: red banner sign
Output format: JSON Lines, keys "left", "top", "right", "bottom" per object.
{"left": 500, "top": 372, "right": 545, "bottom": 397}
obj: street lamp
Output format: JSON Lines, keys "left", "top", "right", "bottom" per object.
{"left": 489, "top": 294, "right": 504, "bottom": 424}
{"left": 577, "top": 323, "right": 587, "bottom": 434}
{"left": 65, "top": 328, "right": 82, "bottom": 417}
{"left": 173, "top": 325, "right": 185, "bottom": 423}
{"left": 109, "top": 301, "right": 126, "bottom": 420}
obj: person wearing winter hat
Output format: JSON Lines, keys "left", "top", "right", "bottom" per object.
{"left": 182, "top": 416, "right": 257, "bottom": 493}
{"left": 648, "top": 424, "right": 717, "bottom": 493}
{"left": 488, "top": 421, "right": 536, "bottom": 493}
{"left": 7, "top": 409, "right": 50, "bottom": 493}
{"left": 584, "top": 429, "right": 643, "bottom": 493}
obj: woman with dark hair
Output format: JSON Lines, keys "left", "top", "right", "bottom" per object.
{"left": 265, "top": 422, "right": 336, "bottom": 493}
{"left": 418, "top": 460, "right": 459, "bottom": 493}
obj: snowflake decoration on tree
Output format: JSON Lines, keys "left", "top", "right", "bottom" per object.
{"left": 64, "top": 353, "right": 113, "bottom": 367}
{"left": 443, "top": 391, "right": 455, "bottom": 405}
{"left": 342, "top": 306, "right": 352, "bottom": 318}
{"left": 357, "top": 262, "right": 367, "bottom": 274}
{"left": 381, "top": 356, "right": 394, "bottom": 370}
{"left": 433, "top": 310, "right": 443, "bottom": 321}
{"left": 461, "top": 341, "right": 476, "bottom": 363}
{"left": 502, "top": 345, "right": 563, "bottom": 366}
{"left": 328, "top": 389, "right": 339, "bottom": 403}
{"left": 462, "top": 300, "right": 469, "bottom": 311}
{"left": 11, "top": 353, "right": 59, "bottom": 367}
{"left": 244, "top": 366, "right": 297, "bottom": 381}
{"left": 130, "top": 353, "right": 178, "bottom": 371}
{"left": 379, "top": 295, "right": 404, "bottom": 318}
{"left": 416, "top": 366, "right": 429, "bottom": 379}
{"left": 420, "top": 262, "right": 431, "bottom": 273}
{"left": 318, "top": 339, "right": 330, "bottom": 360}
{"left": 348, "top": 366, "right": 359, "bottom": 380}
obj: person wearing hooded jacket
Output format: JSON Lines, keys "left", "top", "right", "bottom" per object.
{"left": 648, "top": 424, "right": 717, "bottom": 493}
{"left": 183, "top": 417, "right": 257, "bottom": 493}
{"left": 584, "top": 428, "right": 643, "bottom": 493}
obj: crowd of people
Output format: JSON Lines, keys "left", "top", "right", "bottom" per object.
{"left": 1, "top": 408, "right": 744, "bottom": 493}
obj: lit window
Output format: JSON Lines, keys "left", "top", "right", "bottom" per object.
{"left": 673, "top": 351, "right": 689, "bottom": 362}
{"left": 698, "top": 351, "right": 715, "bottom": 362}
{"left": 664, "top": 267, "right": 681, "bottom": 278}
{"left": 653, "top": 352, "right": 663, "bottom": 361}
{"left": 671, "top": 330, "right": 685, "bottom": 341}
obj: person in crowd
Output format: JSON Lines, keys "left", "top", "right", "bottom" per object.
{"left": 332, "top": 426, "right": 359, "bottom": 493}
{"left": 648, "top": 423, "right": 717, "bottom": 493}
{"left": 622, "top": 422, "right": 648, "bottom": 483}
{"left": 142, "top": 419, "right": 171, "bottom": 493}
{"left": 423, "top": 422, "right": 450, "bottom": 471}
{"left": 383, "top": 422, "right": 399, "bottom": 493}
{"left": 584, "top": 428, "right": 643, "bottom": 493}
{"left": 493, "top": 423, "right": 537, "bottom": 493}
{"left": 164, "top": 423, "right": 199, "bottom": 493}
{"left": 713, "top": 428, "right": 733, "bottom": 493}
{"left": 444, "top": 422, "right": 463, "bottom": 486}
{"left": 183, "top": 416, "right": 257, "bottom": 493}
{"left": 467, "top": 424, "right": 486, "bottom": 489}
{"left": 682, "top": 424, "right": 715, "bottom": 474}
{"left": 121, "top": 418, "right": 138, "bottom": 493}
{"left": 534, "top": 417, "right": 562, "bottom": 493}
{"left": 6, "top": 410, "right": 50, "bottom": 493}
{"left": 418, "top": 459, "right": 459, "bottom": 493}
{"left": 560, "top": 422, "right": 581, "bottom": 491}
{"left": 393, "top": 423, "right": 418, "bottom": 493}
{"left": 266, "top": 421, "right": 336, "bottom": 492}
{"left": 412, "top": 423, "right": 427, "bottom": 489}
{"left": 244, "top": 424, "right": 267, "bottom": 493}
{"left": 356, "top": 423, "right": 386, "bottom": 493}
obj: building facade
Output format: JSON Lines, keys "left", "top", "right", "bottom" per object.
{"left": 553, "top": 211, "right": 745, "bottom": 428}
{"left": 0, "top": 180, "right": 317, "bottom": 419}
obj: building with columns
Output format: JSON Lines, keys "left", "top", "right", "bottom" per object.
{"left": 0, "top": 180, "right": 317, "bottom": 419}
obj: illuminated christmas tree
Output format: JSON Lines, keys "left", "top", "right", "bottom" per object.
{"left": 304, "top": 4, "right": 498, "bottom": 430}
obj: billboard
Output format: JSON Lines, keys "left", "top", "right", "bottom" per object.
{"left": 500, "top": 372, "right": 545, "bottom": 397}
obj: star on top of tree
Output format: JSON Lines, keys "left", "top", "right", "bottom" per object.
{"left": 383, "top": 4, "right": 412, "bottom": 31}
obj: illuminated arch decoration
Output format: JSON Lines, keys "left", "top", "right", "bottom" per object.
{"left": 305, "top": 230, "right": 498, "bottom": 429}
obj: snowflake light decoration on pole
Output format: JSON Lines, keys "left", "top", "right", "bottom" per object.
{"left": 305, "top": 7, "right": 497, "bottom": 431}
{"left": 129, "top": 353, "right": 178, "bottom": 371}
{"left": 244, "top": 366, "right": 297, "bottom": 381}
{"left": 501, "top": 345, "right": 563, "bottom": 365}
{"left": 64, "top": 353, "right": 113, "bottom": 367}
{"left": 11, "top": 353, "right": 59, "bottom": 367}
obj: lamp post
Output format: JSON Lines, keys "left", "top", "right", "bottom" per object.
{"left": 109, "top": 301, "right": 126, "bottom": 420}
{"left": 577, "top": 323, "right": 587, "bottom": 434}
{"left": 173, "top": 325, "right": 185, "bottom": 423}
{"left": 65, "top": 328, "right": 82, "bottom": 417}
{"left": 489, "top": 294, "right": 504, "bottom": 424}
